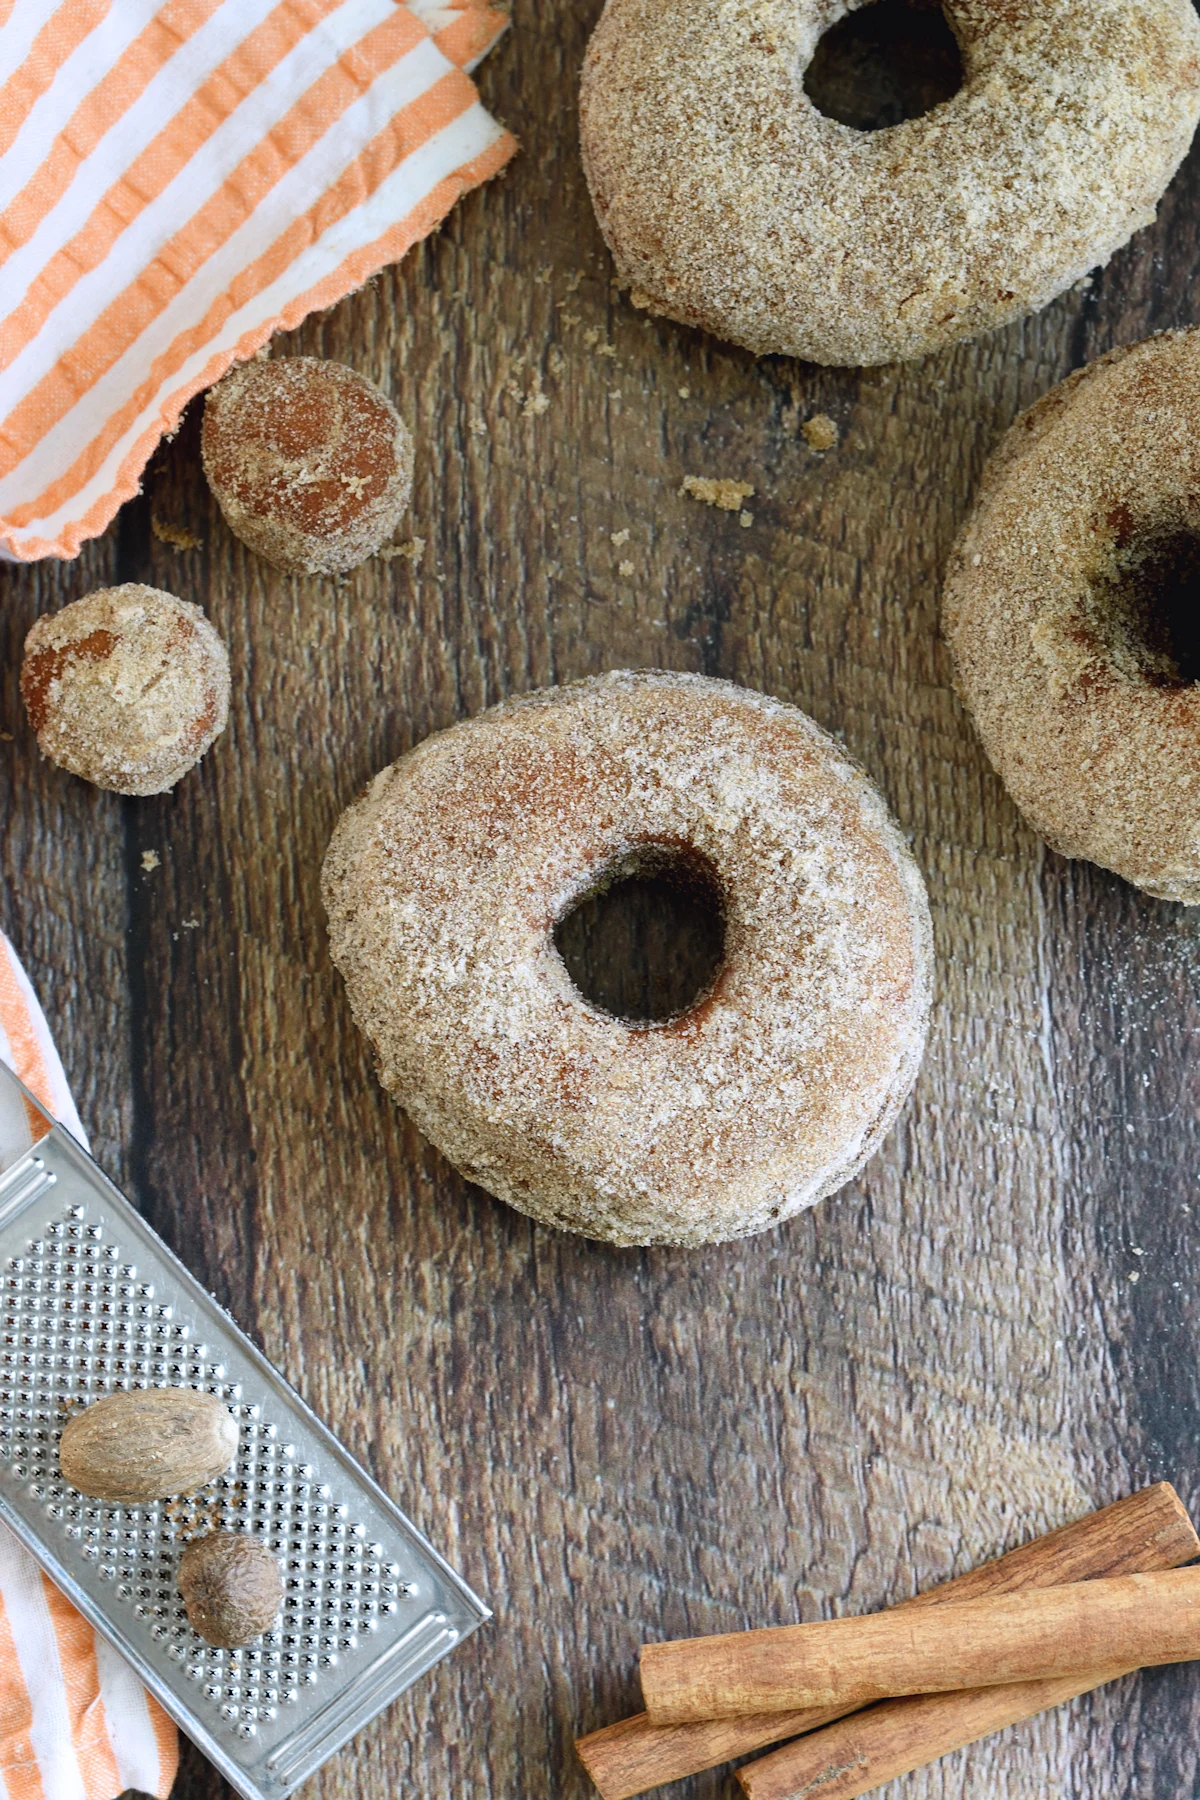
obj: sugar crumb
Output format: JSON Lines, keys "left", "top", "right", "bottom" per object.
{"left": 150, "top": 515, "right": 203, "bottom": 551}
{"left": 141, "top": 850, "right": 160, "bottom": 872}
{"left": 739, "top": 511, "right": 754, "bottom": 528}
{"left": 611, "top": 528, "right": 630, "bottom": 546}
{"left": 380, "top": 537, "right": 426, "bottom": 564}
{"left": 618, "top": 560, "right": 635, "bottom": 577}
{"left": 681, "top": 475, "right": 755, "bottom": 511}
{"left": 678, "top": 386, "right": 691, "bottom": 398}
{"left": 802, "top": 414, "right": 840, "bottom": 452}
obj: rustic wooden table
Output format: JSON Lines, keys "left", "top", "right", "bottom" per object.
{"left": 4, "top": 4, "right": 1200, "bottom": 1797}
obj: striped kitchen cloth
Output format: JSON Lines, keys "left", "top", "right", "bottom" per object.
{"left": 0, "top": 930, "right": 178, "bottom": 1798}
{"left": 0, "top": 0, "right": 516, "bottom": 563}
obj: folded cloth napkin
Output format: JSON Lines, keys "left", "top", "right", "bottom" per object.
{"left": 0, "top": 0, "right": 515, "bottom": 562}
{"left": 0, "top": 930, "right": 178, "bottom": 1799}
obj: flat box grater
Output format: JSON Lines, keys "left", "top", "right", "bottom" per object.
{"left": 0, "top": 1060, "right": 489, "bottom": 1799}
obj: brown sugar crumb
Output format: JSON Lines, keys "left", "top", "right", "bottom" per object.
{"left": 379, "top": 537, "right": 426, "bottom": 564}
{"left": 680, "top": 475, "right": 755, "bottom": 511}
{"left": 21, "top": 585, "right": 230, "bottom": 796}
{"left": 802, "top": 414, "right": 840, "bottom": 452}
{"left": 201, "top": 357, "right": 413, "bottom": 575}
{"left": 141, "top": 850, "right": 161, "bottom": 872}
{"left": 150, "top": 515, "right": 203, "bottom": 551}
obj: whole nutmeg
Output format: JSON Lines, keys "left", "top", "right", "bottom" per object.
{"left": 59, "top": 1388, "right": 238, "bottom": 1504}
{"left": 201, "top": 356, "right": 414, "bottom": 574}
{"left": 178, "top": 1533, "right": 284, "bottom": 1647}
{"left": 21, "top": 584, "right": 230, "bottom": 796}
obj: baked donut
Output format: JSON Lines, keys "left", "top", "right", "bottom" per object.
{"left": 201, "top": 357, "right": 413, "bottom": 574}
{"left": 21, "top": 584, "right": 229, "bottom": 796}
{"left": 944, "top": 329, "right": 1200, "bottom": 905}
{"left": 579, "top": 0, "right": 1200, "bottom": 367}
{"left": 322, "top": 671, "right": 932, "bottom": 1247}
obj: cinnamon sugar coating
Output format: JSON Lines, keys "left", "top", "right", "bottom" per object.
{"left": 944, "top": 329, "right": 1200, "bottom": 904}
{"left": 322, "top": 672, "right": 932, "bottom": 1247}
{"left": 201, "top": 357, "right": 413, "bottom": 574}
{"left": 21, "top": 584, "right": 229, "bottom": 797}
{"left": 580, "top": 0, "right": 1200, "bottom": 366}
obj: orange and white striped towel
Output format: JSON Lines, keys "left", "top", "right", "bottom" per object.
{"left": 0, "top": 0, "right": 516, "bottom": 563}
{"left": 0, "top": 929, "right": 178, "bottom": 1799}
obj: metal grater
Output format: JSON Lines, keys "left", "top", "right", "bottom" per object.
{"left": 0, "top": 1061, "right": 489, "bottom": 1800}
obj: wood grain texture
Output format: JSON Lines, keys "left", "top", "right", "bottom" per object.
{"left": 3, "top": 4, "right": 1200, "bottom": 1798}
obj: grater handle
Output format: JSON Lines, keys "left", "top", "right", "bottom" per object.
{"left": 0, "top": 1059, "right": 53, "bottom": 1188}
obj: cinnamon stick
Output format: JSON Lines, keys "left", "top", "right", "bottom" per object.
{"left": 641, "top": 1567, "right": 1200, "bottom": 1723}
{"left": 576, "top": 1483, "right": 1197, "bottom": 1799}
{"left": 736, "top": 1668, "right": 1133, "bottom": 1800}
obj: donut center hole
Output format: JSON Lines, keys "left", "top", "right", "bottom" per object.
{"left": 553, "top": 846, "right": 726, "bottom": 1027}
{"left": 804, "top": 0, "right": 964, "bottom": 131}
{"left": 1090, "top": 528, "right": 1200, "bottom": 688}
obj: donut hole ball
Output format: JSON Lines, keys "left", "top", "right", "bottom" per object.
{"left": 552, "top": 843, "right": 727, "bottom": 1026}
{"left": 1083, "top": 524, "right": 1200, "bottom": 690}
{"left": 201, "top": 356, "right": 414, "bottom": 575}
{"left": 803, "top": 0, "right": 963, "bottom": 133}
{"left": 20, "top": 584, "right": 230, "bottom": 796}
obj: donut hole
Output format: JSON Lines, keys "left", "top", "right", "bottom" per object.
{"left": 803, "top": 0, "right": 964, "bottom": 132}
{"left": 1088, "top": 528, "right": 1200, "bottom": 688}
{"left": 553, "top": 845, "right": 726, "bottom": 1027}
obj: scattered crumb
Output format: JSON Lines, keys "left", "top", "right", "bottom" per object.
{"left": 1128, "top": 1271, "right": 1140, "bottom": 1283}
{"left": 681, "top": 475, "right": 755, "bottom": 512}
{"left": 523, "top": 389, "right": 550, "bottom": 417}
{"left": 618, "top": 560, "right": 635, "bottom": 577}
{"left": 739, "top": 511, "right": 754, "bottom": 528}
{"left": 181, "top": 918, "right": 200, "bottom": 930}
{"left": 597, "top": 344, "right": 617, "bottom": 359}
{"left": 629, "top": 288, "right": 654, "bottom": 310}
{"left": 150, "top": 516, "right": 203, "bottom": 551}
{"left": 0, "top": 730, "right": 11, "bottom": 743}
{"left": 802, "top": 414, "right": 840, "bottom": 451}
{"left": 379, "top": 537, "right": 426, "bottom": 564}
{"left": 469, "top": 411, "right": 489, "bottom": 437}
{"left": 611, "top": 529, "right": 630, "bottom": 547}
{"left": 141, "top": 850, "right": 160, "bottom": 873}
{"left": 678, "top": 386, "right": 691, "bottom": 399}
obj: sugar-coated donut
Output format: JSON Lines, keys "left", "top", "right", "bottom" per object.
{"left": 21, "top": 584, "right": 229, "bottom": 796}
{"left": 944, "top": 329, "right": 1200, "bottom": 905}
{"left": 322, "top": 671, "right": 932, "bottom": 1247}
{"left": 580, "top": 0, "right": 1200, "bottom": 367}
{"left": 201, "top": 357, "right": 413, "bottom": 574}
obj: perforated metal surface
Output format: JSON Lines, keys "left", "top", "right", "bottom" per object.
{"left": 0, "top": 1066, "right": 488, "bottom": 1800}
